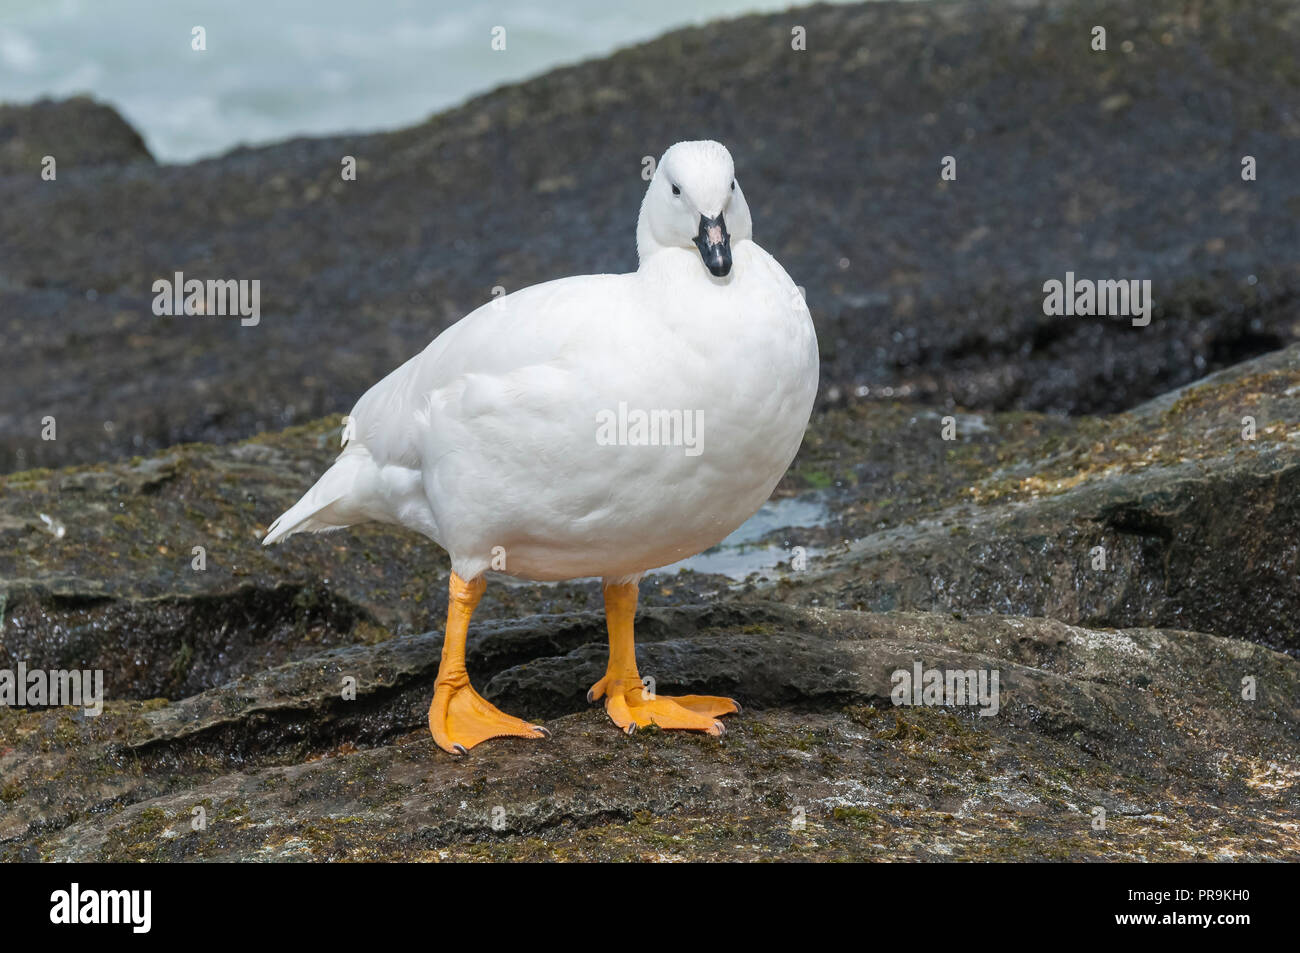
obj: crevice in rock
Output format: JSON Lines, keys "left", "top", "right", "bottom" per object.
{"left": 0, "top": 582, "right": 378, "bottom": 700}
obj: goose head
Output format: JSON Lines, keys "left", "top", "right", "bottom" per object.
{"left": 636, "top": 140, "right": 754, "bottom": 278}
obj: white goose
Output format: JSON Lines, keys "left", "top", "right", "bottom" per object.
{"left": 265, "top": 140, "right": 819, "bottom": 753}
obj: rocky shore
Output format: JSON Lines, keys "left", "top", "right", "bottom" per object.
{"left": 0, "top": 0, "right": 1297, "bottom": 860}
{"left": 3, "top": 0, "right": 1299, "bottom": 472}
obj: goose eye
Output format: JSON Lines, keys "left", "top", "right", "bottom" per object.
{"left": 731, "top": 180, "right": 736, "bottom": 191}
{"left": 671, "top": 184, "right": 680, "bottom": 196}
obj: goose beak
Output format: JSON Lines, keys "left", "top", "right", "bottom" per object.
{"left": 694, "top": 213, "right": 732, "bottom": 277}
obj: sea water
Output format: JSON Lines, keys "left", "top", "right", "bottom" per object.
{"left": 0, "top": 0, "right": 858, "bottom": 163}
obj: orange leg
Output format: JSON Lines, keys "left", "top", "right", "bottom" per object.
{"left": 428, "top": 573, "right": 549, "bottom": 754}
{"left": 588, "top": 580, "right": 739, "bottom": 736}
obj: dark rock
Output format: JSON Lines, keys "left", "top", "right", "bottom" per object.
{"left": 778, "top": 343, "right": 1300, "bottom": 653}
{"left": 2, "top": 0, "right": 1297, "bottom": 864}
{"left": 0, "top": 96, "right": 153, "bottom": 174}
{"left": 2, "top": 603, "right": 1295, "bottom": 861}
{"left": 1, "top": 338, "right": 1296, "bottom": 694}
{"left": 0, "top": 340, "right": 1297, "bottom": 859}
{"left": 4, "top": 0, "right": 1300, "bottom": 472}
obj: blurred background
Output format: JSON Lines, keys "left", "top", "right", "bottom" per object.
{"left": 1, "top": 0, "right": 1298, "bottom": 475}
{"left": 0, "top": 0, "right": 840, "bottom": 162}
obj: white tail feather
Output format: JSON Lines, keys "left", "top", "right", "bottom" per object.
{"left": 262, "top": 449, "right": 373, "bottom": 546}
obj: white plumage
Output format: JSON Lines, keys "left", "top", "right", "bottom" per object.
{"left": 265, "top": 140, "right": 818, "bottom": 587}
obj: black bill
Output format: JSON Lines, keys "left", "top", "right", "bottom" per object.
{"left": 693, "top": 213, "right": 732, "bottom": 277}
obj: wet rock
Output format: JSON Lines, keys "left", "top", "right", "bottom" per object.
{"left": 4, "top": 0, "right": 1300, "bottom": 472}
{"left": 1, "top": 337, "right": 1295, "bottom": 694}
{"left": 1, "top": 0, "right": 1297, "bottom": 863}
{"left": 1, "top": 352, "right": 1296, "bottom": 861}
{"left": 2, "top": 604, "right": 1295, "bottom": 861}
{"left": 0, "top": 582, "right": 376, "bottom": 700}
{"left": 778, "top": 343, "right": 1300, "bottom": 653}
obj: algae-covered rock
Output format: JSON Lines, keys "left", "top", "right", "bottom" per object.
{"left": 2, "top": 603, "right": 1294, "bottom": 862}
{"left": 0, "top": 341, "right": 1296, "bottom": 861}
{"left": 780, "top": 344, "right": 1300, "bottom": 653}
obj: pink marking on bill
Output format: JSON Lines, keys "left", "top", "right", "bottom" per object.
{"left": 706, "top": 225, "right": 724, "bottom": 245}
